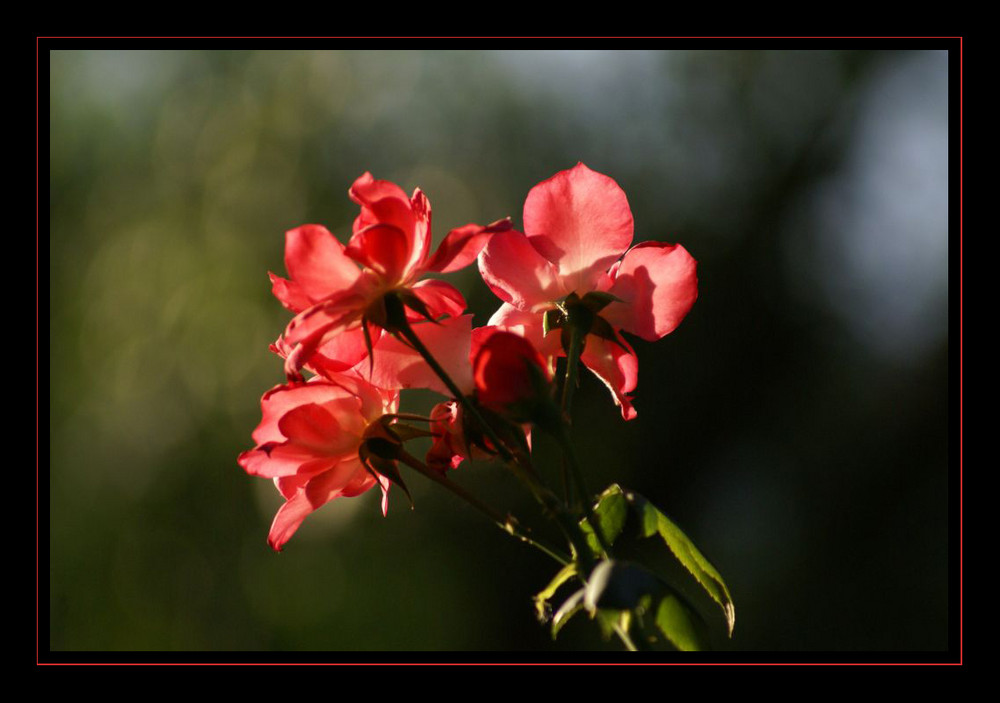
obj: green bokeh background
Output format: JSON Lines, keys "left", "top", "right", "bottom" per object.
{"left": 47, "top": 46, "right": 953, "bottom": 653}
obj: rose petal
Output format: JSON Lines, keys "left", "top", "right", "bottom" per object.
{"left": 408, "top": 188, "right": 432, "bottom": 275}
{"left": 345, "top": 224, "right": 411, "bottom": 283}
{"left": 337, "top": 456, "right": 380, "bottom": 498}
{"left": 325, "top": 371, "right": 399, "bottom": 420}
{"left": 241, "top": 444, "right": 339, "bottom": 479}
{"left": 579, "top": 331, "right": 639, "bottom": 421}
{"left": 271, "top": 225, "right": 361, "bottom": 312}
{"left": 486, "top": 303, "right": 563, "bottom": 371}
{"left": 605, "top": 242, "right": 698, "bottom": 341}
{"left": 277, "top": 399, "right": 364, "bottom": 456}
{"left": 362, "top": 315, "right": 474, "bottom": 396}
{"left": 424, "top": 218, "right": 513, "bottom": 274}
{"left": 268, "top": 272, "right": 313, "bottom": 314}
{"left": 310, "top": 326, "right": 378, "bottom": 377}
{"left": 267, "top": 487, "right": 318, "bottom": 551}
{"left": 478, "top": 230, "right": 567, "bottom": 311}
{"left": 281, "top": 297, "right": 368, "bottom": 380}
{"left": 349, "top": 173, "right": 415, "bottom": 237}
{"left": 409, "top": 279, "right": 467, "bottom": 320}
{"left": 523, "top": 163, "right": 634, "bottom": 294}
{"left": 267, "top": 466, "right": 359, "bottom": 551}
{"left": 274, "top": 472, "right": 309, "bottom": 500}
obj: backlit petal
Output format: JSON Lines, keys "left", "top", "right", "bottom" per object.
{"left": 478, "top": 230, "right": 567, "bottom": 311}
{"left": 523, "top": 163, "right": 634, "bottom": 294}
{"left": 485, "top": 303, "right": 563, "bottom": 373}
{"left": 268, "top": 467, "right": 355, "bottom": 551}
{"left": 345, "top": 224, "right": 411, "bottom": 283}
{"left": 277, "top": 399, "right": 363, "bottom": 456}
{"left": 349, "top": 172, "right": 415, "bottom": 236}
{"left": 242, "top": 444, "right": 338, "bottom": 479}
{"left": 424, "top": 218, "right": 513, "bottom": 274}
{"left": 362, "top": 315, "right": 474, "bottom": 396}
{"left": 408, "top": 188, "right": 432, "bottom": 274}
{"left": 273, "top": 225, "right": 361, "bottom": 311}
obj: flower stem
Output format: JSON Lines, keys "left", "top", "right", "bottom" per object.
{"left": 560, "top": 323, "right": 585, "bottom": 413}
{"left": 396, "top": 449, "right": 571, "bottom": 566}
{"left": 555, "top": 323, "right": 613, "bottom": 557}
{"left": 557, "top": 431, "right": 614, "bottom": 558}
{"left": 558, "top": 324, "right": 584, "bottom": 506}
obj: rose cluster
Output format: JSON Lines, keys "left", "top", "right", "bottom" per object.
{"left": 239, "top": 163, "right": 698, "bottom": 550}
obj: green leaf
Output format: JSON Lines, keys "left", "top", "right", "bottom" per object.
{"left": 533, "top": 563, "right": 577, "bottom": 623}
{"left": 579, "top": 484, "right": 630, "bottom": 557}
{"left": 627, "top": 489, "right": 735, "bottom": 636}
{"left": 655, "top": 594, "right": 705, "bottom": 652}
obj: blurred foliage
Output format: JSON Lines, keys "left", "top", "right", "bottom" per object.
{"left": 47, "top": 47, "right": 951, "bottom": 653}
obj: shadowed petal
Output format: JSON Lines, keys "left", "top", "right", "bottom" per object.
{"left": 580, "top": 331, "right": 639, "bottom": 421}
{"left": 605, "top": 242, "right": 698, "bottom": 341}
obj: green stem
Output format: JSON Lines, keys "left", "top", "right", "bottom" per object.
{"left": 559, "top": 324, "right": 584, "bottom": 508}
{"left": 397, "top": 449, "right": 571, "bottom": 566}
{"left": 560, "top": 324, "right": 585, "bottom": 413}
{"left": 558, "top": 432, "right": 613, "bottom": 558}
{"left": 554, "top": 322, "right": 612, "bottom": 557}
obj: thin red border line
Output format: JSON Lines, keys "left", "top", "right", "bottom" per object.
{"left": 958, "top": 36, "right": 963, "bottom": 666}
{"left": 35, "top": 35, "right": 963, "bottom": 39}
{"left": 75, "top": 664, "right": 945, "bottom": 667}
{"left": 36, "top": 36, "right": 40, "bottom": 667}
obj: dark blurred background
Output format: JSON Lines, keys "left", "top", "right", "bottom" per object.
{"left": 47, "top": 47, "right": 953, "bottom": 653}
